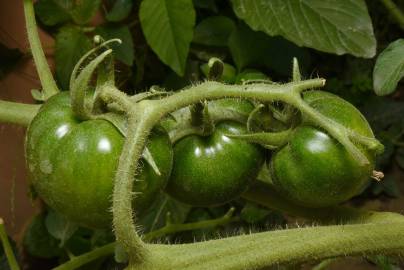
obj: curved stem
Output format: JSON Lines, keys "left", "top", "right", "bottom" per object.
{"left": 0, "top": 218, "right": 20, "bottom": 270}
{"left": 23, "top": 0, "right": 59, "bottom": 99}
{"left": 157, "top": 80, "right": 325, "bottom": 116}
{"left": 0, "top": 100, "right": 40, "bottom": 126}
{"left": 70, "top": 50, "right": 113, "bottom": 120}
{"left": 112, "top": 108, "right": 157, "bottom": 264}
{"left": 379, "top": 0, "right": 404, "bottom": 30}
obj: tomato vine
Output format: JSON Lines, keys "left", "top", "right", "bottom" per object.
{"left": 0, "top": 1, "right": 403, "bottom": 270}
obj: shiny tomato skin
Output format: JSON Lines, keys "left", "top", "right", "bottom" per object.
{"left": 25, "top": 92, "right": 172, "bottom": 228}
{"left": 270, "top": 91, "right": 375, "bottom": 208}
{"left": 166, "top": 121, "right": 264, "bottom": 206}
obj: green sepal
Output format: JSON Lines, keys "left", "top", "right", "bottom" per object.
{"left": 292, "top": 57, "right": 302, "bottom": 82}
{"left": 247, "top": 104, "right": 265, "bottom": 132}
{"left": 31, "top": 89, "right": 45, "bottom": 102}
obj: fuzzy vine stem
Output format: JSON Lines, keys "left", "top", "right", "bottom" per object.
{"left": 23, "top": 0, "right": 59, "bottom": 98}
{"left": 0, "top": 100, "right": 40, "bottom": 126}
{"left": 142, "top": 221, "right": 404, "bottom": 269}
{"left": 0, "top": 218, "right": 20, "bottom": 270}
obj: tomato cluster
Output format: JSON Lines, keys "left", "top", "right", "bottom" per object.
{"left": 25, "top": 68, "right": 377, "bottom": 228}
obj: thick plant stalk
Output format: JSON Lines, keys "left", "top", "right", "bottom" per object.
{"left": 0, "top": 100, "right": 40, "bottom": 126}
{"left": 142, "top": 221, "right": 404, "bottom": 269}
{"left": 23, "top": 0, "right": 59, "bottom": 98}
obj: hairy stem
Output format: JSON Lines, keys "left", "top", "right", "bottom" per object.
{"left": 144, "top": 221, "right": 404, "bottom": 269}
{"left": 379, "top": 0, "right": 404, "bottom": 30}
{"left": 111, "top": 103, "right": 161, "bottom": 264}
{"left": 0, "top": 218, "right": 20, "bottom": 270}
{"left": 23, "top": 0, "right": 59, "bottom": 98}
{"left": 157, "top": 80, "right": 324, "bottom": 116}
{"left": 0, "top": 100, "right": 40, "bottom": 126}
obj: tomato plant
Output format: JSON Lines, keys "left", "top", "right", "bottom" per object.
{"left": 25, "top": 92, "right": 173, "bottom": 228}
{"left": 1, "top": 1, "right": 404, "bottom": 270}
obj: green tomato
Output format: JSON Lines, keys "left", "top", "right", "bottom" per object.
{"left": 166, "top": 114, "right": 264, "bottom": 206}
{"left": 25, "top": 92, "right": 173, "bottom": 228}
{"left": 270, "top": 91, "right": 375, "bottom": 208}
{"left": 234, "top": 69, "right": 269, "bottom": 84}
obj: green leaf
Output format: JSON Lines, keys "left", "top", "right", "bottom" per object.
{"left": 373, "top": 39, "right": 404, "bottom": 96}
{"left": 231, "top": 0, "right": 376, "bottom": 58}
{"left": 23, "top": 214, "right": 62, "bottom": 258}
{"left": 55, "top": 26, "right": 92, "bottom": 90}
{"left": 45, "top": 209, "right": 78, "bottom": 247}
{"left": 139, "top": 0, "right": 196, "bottom": 75}
{"left": 229, "top": 23, "right": 310, "bottom": 75}
{"left": 193, "top": 16, "right": 235, "bottom": 47}
{"left": 34, "top": 0, "right": 72, "bottom": 26}
{"left": 95, "top": 25, "right": 134, "bottom": 66}
{"left": 0, "top": 43, "right": 23, "bottom": 79}
{"left": 71, "top": 0, "right": 102, "bottom": 25}
{"left": 106, "top": 0, "right": 133, "bottom": 22}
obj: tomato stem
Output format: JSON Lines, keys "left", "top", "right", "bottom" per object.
{"left": 0, "top": 218, "right": 21, "bottom": 270}
{"left": 23, "top": 0, "right": 59, "bottom": 99}
{"left": 0, "top": 100, "right": 40, "bottom": 126}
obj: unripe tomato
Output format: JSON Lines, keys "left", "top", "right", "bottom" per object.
{"left": 270, "top": 91, "right": 375, "bottom": 207}
{"left": 166, "top": 100, "right": 264, "bottom": 206}
{"left": 25, "top": 92, "right": 173, "bottom": 228}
